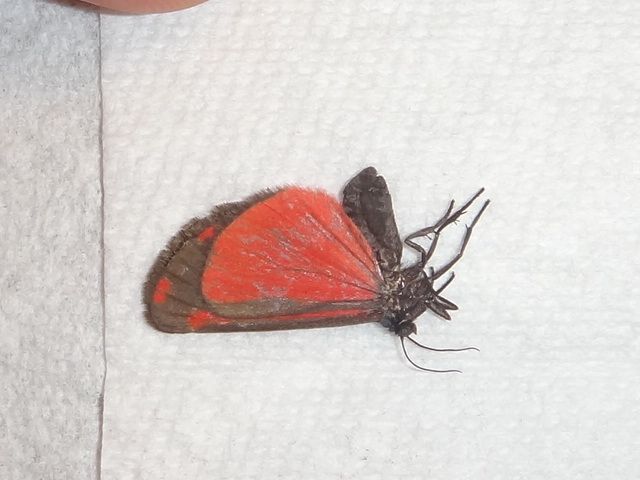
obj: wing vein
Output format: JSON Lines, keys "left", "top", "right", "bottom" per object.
{"left": 261, "top": 199, "right": 379, "bottom": 286}
{"left": 235, "top": 247, "right": 380, "bottom": 295}
{"left": 299, "top": 195, "right": 379, "bottom": 278}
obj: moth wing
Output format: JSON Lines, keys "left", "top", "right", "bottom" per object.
{"left": 202, "top": 188, "right": 383, "bottom": 320}
{"left": 144, "top": 191, "right": 277, "bottom": 333}
{"left": 342, "top": 166, "right": 403, "bottom": 276}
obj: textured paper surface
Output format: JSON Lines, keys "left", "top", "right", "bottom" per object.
{"left": 0, "top": 2, "right": 103, "bottom": 478}
{"left": 100, "top": 2, "right": 640, "bottom": 478}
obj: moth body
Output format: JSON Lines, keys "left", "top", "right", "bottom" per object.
{"left": 144, "top": 167, "right": 489, "bottom": 358}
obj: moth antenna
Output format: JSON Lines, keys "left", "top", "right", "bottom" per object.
{"left": 406, "top": 335, "right": 479, "bottom": 353}
{"left": 400, "top": 337, "right": 462, "bottom": 374}
{"left": 436, "top": 272, "right": 455, "bottom": 293}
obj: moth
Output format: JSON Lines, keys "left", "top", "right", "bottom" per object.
{"left": 144, "top": 167, "right": 489, "bottom": 371}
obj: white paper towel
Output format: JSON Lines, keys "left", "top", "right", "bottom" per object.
{"left": 0, "top": 1, "right": 103, "bottom": 478}
{"left": 100, "top": 1, "right": 640, "bottom": 478}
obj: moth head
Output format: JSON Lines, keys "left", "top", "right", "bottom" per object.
{"left": 394, "top": 320, "right": 417, "bottom": 337}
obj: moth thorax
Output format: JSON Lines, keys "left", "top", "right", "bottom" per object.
{"left": 380, "top": 271, "right": 428, "bottom": 331}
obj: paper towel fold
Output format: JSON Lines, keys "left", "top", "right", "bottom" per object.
{"left": 0, "top": 2, "right": 103, "bottom": 478}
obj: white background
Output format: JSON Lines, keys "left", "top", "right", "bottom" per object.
{"left": 3, "top": 1, "right": 640, "bottom": 479}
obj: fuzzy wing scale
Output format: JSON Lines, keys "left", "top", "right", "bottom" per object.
{"left": 202, "top": 188, "right": 383, "bottom": 318}
{"left": 145, "top": 186, "right": 382, "bottom": 332}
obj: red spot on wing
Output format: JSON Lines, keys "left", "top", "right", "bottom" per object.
{"left": 197, "top": 226, "right": 216, "bottom": 243}
{"left": 153, "top": 277, "right": 172, "bottom": 304}
{"left": 187, "top": 310, "right": 231, "bottom": 330}
{"left": 202, "top": 188, "right": 382, "bottom": 310}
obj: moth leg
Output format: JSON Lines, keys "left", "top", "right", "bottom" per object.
{"left": 431, "top": 199, "right": 490, "bottom": 280}
{"left": 404, "top": 200, "right": 455, "bottom": 270}
{"left": 435, "top": 272, "right": 455, "bottom": 293}
{"left": 405, "top": 188, "right": 485, "bottom": 272}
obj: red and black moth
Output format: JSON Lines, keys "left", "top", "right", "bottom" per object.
{"left": 144, "top": 167, "right": 489, "bottom": 372}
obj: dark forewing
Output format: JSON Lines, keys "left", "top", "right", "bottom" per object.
{"left": 143, "top": 190, "right": 278, "bottom": 333}
{"left": 342, "top": 166, "right": 403, "bottom": 276}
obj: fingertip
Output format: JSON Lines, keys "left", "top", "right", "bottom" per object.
{"left": 80, "top": 0, "right": 207, "bottom": 14}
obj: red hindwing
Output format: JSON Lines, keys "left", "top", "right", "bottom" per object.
{"left": 203, "top": 188, "right": 381, "bottom": 312}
